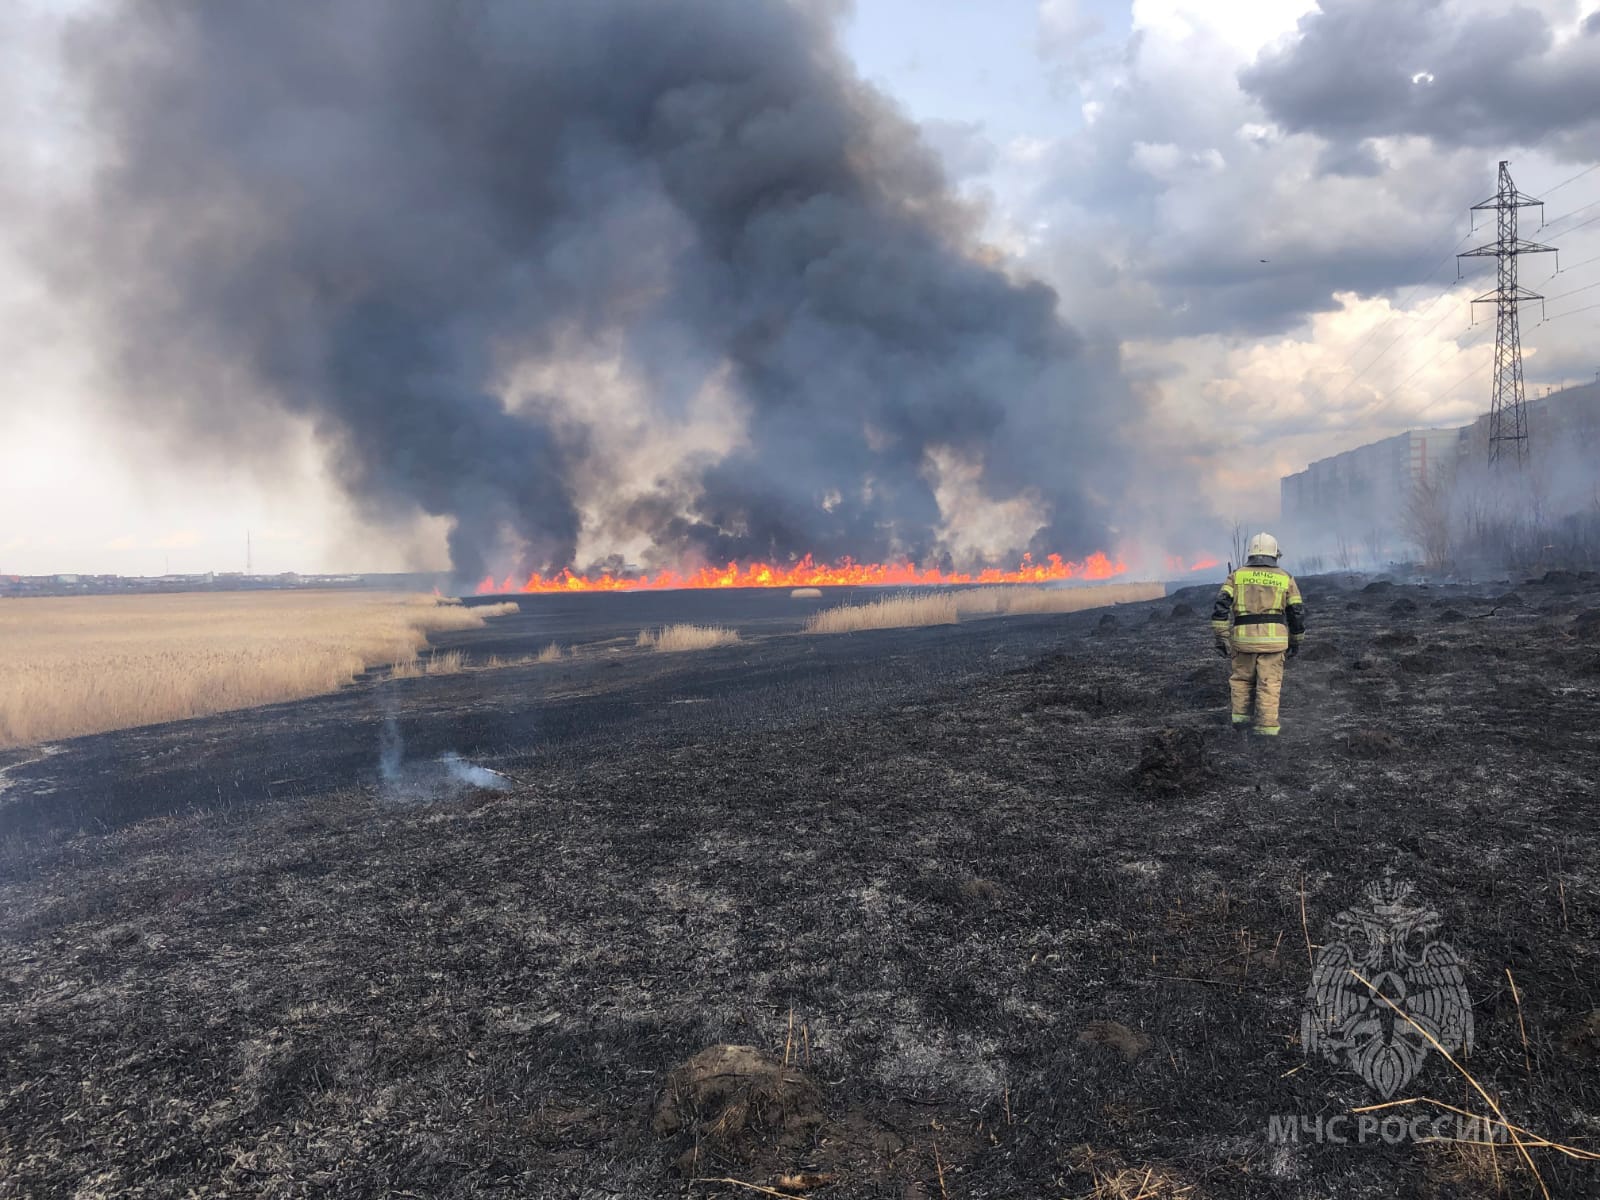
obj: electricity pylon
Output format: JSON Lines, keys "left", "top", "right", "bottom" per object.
{"left": 1458, "top": 161, "right": 1556, "bottom": 466}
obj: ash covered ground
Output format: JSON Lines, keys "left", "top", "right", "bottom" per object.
{"left": 1, "top": 577, "right": 1598, "bottom": 1198}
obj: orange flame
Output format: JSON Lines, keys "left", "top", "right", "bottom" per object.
{"left": 477, "top": 551, "right": 1129, "bottom": 595}
{"left": 1164, "top": 553, "right": 1221, "bottom": 574}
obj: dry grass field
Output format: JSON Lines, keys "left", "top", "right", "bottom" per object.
{"left": 805, "top": 580, "right": 1165, "bottom": 633}
{"left": 803, "top": 592, "right": 960, "bottom": 633}
{"left": 0, "top": 592, "right": 519, "bottom": 749}
{"left": 635, "top": 623, "right": 742, "bottom": 652}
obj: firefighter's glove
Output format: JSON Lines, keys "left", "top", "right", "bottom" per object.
{"left": 1214, "top": 639, "right": 1230, "bottom": 658}
{"left": 1286, "top": 642, "right": 1299, "bottom": 660}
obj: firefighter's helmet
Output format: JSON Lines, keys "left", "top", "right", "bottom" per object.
{"left": 1247, "top": 531, "right": 1281, "bottom": 560}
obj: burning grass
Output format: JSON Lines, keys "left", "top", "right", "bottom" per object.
{"left": 0, "top": 592, "right": 515, "bottom": 748}
{"left": 636, "top": 624, "right": 742, "bottom": 653}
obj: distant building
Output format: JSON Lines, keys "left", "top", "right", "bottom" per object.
{"left": 1281, "top": 428, "right": 1462, "bottom": 560}
{"left": 1280, "top": 380, "right": 1600, "bottom": 562}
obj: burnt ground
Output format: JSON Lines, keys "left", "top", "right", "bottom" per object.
{"left": 1, "top": 575, "right": 1598, "bottom": 1198}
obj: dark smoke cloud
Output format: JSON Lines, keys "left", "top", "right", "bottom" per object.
{"left": 50, "top": 0, "right": 1144, "bottom": 578}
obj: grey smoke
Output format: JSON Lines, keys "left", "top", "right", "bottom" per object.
{"left": 50, "top": 0, "right": 1149, "bottom": 577}
{"left": 377, "top": 717, "right": 510, "bottom": 803}
{"left": 1240, "top": 0, "right": 1600, "bottom": 160}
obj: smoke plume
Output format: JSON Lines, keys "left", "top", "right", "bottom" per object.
{"left": 50, "top": 0, "right": 1148, "bottom": 579}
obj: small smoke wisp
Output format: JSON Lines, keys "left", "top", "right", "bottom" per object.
{"left": 376, "top": 718, "right": 511, "bottom": 804}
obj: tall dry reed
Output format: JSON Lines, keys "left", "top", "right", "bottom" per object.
{"left": 0, "top": 592, "right": 515, "bottom": 747}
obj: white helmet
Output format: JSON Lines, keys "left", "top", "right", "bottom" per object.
{"left": 1247, "top": 531, "right": 1281, "bottom": 560}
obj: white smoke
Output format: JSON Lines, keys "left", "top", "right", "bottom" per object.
{"left": 376, "top": 718, "right": 511, "bottom": 804}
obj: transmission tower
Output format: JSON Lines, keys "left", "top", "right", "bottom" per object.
{"left": 1457, "top": 161, "right": 1556, "bottom": 466}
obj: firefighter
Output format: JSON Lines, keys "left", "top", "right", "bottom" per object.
{"left": 1210, "top": 532, "right": 1305, "bottom": 736}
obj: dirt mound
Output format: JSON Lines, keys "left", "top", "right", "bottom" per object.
{"left": 958, "top": 877, "right": 1003, "bottom": 907}
{"left": 1362, "top": 580, "right": 1395, "bottom": 593}
{"left": 1373, "top": 630, "right": 1419, "bottom": 649}
{"left": 1572, "top": 609, "right": 1600, "bottom": 640}
{"left": 652, "top": 1045, "right": 825, "bottom": 1173}
{"left": 1132, "top": 728, "right": 1208, "bottom": 795}
{"left": 1299, "top": 641, "right": 1341, "bottom": 663}
{"left": 1560, "top": 1010, "right": 1600, "bottom": 1059}
{"left": 1096, "top": 613, "right": 1120, "bottom": 632}
{"left": 1495, "top": 591, "right": 1524, "bottom": 607}
{"left": 1398, "top": 649, "right": 1449, "bottom": 675}
{"left": 1170, "top": 602, "right": 1195, "bottom": 618}
{"left": 1435, "top": 608, "right": 1467, "bottom": 623}
{"left": 1344, "top": 729, "right": 1400, "bottom": 757}
{"left": 1022, "top": 683, "right": 1141, "bottom": 715}
{"left": 1078, "top": 1020, "right": 1153, "bottom": 1062}
{"left": 1388, "top": 597, "right": 1418, "bottom": 616}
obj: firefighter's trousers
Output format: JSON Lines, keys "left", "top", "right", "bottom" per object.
{"left": 1229, "top": 649, "right": 1285, "bottom": 734}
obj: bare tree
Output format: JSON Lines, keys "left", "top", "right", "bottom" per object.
{"left": 1230, "top": 521, "right": 1247, "bottom": 569}
{"left": 1363, "top": 527, "right": 1384, "bottom": 568}
{"left": 1402, "top": 477, "right": 1452, "bottom": 572}
{"left": 1333, "top": 533, "right": 1355, "bottom": 572}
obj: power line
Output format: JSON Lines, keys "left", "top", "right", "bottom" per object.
{"left": 1359, "top": 320, "right": 1492, "bottom": 428}
{"left": 1538, "top": 162, "right": 1600, "bottom": 198}
{"left": 1554, "top": 211, "right": 1600, "bottom": 239}
{"left": 1303, "top": 235, "right": 1474, "bottom": 415}
{"left": 1342, "top": 231, "right": 1474, "bottom": 361}
{"left": 1540, "top": 299, "right": 1600, "bottom": 325}
{"left": 1552, "top": 250, "right": 1600, "bottom": 277}
{"left": 1381, "top": 313, "right": 1478, "bottom": 399}
{"left": 1539, "top": 195, "right": 1600, "bottom": 232}
{"left": 1544, "top": 278, "right": 1600, "bottom": 304}
{"left": 1411, "top": 332, "right": 1497, "bottom": 420}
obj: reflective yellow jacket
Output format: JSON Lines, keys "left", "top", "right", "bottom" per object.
{"left": 1210, "top": 558, "right": 1306, "bottom": 653}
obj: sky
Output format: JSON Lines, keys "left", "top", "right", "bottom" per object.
{"left": 2, "top": 0, "right": 1598, "bottom": 576}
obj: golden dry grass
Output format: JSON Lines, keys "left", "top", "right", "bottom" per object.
{"left": 636, "top": 624, "right": 742, "bottom": 652}
{"left": 805, "top": 581, "right": 1165, "bottom": 634}
{"left": 803, "top": 592, "right": 959, "bottom": 634}
{"left": 536, "top": 641, "right": 563, "bottom": 663}
{"left": 1089, "top": 1166, "right": 1197, "bottom": 1199}
{"left": 0, "top": 592, "right": 517, "bottom": 748}
{"left": 471, "top": 601, "right": 521, "bottom": 619}
{"left": 1005, "top": 580, "right": 1165, "bottom": 613}
{"left": 387, "top": 649, "right": 467, "bottom": 679}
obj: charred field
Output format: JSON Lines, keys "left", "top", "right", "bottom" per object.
{"left": 1, "top": 577, "right": 1598, "bottom": 1199}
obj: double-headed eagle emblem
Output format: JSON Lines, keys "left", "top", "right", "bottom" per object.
{"left": 1302, "top": 878, "right": 1474, "bottom": 1098}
